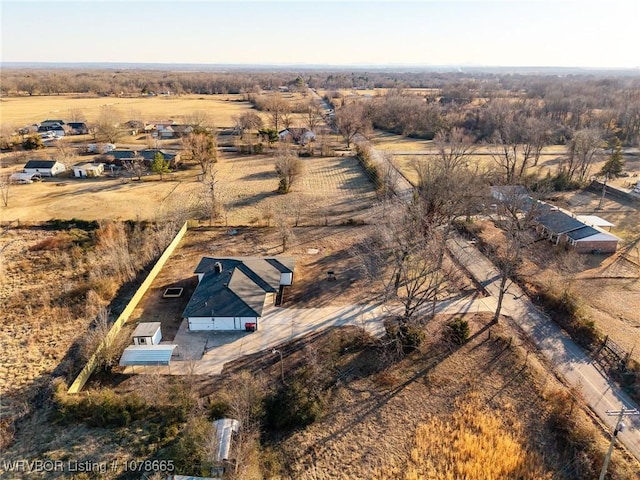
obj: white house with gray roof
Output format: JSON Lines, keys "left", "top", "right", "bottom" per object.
{"left": 182, "top": 257, "right": 294, "bottom": 331}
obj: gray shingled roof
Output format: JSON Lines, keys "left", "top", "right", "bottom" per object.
{"left": 535, "top": 210, "right": 584, "bottom": 234}
{"left": 183, "top": 257, "right": 294, "bottom": 319}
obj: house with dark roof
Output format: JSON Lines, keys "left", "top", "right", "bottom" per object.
{"left": 106, "top": 149, "right": 179, "bottom": 167}
{"left": 66, "top": 122, "right": 89, "bottom": 135}
{"left": 183, "top": 257, "right": 295, "bottom": 331}
{"left": 278, "top": 128, "right": 316, "bottom": 145}
{"left": 23, "top": 160, "right": 66, "bottom": 177}
{"left": 533, "top": 203, "right": 620, "bottom": 252}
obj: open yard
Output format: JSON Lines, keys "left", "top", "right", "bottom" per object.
{"left": 1, "top": 152, "right": 377, "bottom": 225}
{"left": 127, "top": 225, "right": 387, "bottom": 342}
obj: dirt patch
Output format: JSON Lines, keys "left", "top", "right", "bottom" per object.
{"left": 128, "top": 226, "right": 384, "bottom": 340}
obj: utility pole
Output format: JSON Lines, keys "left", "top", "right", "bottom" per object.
{"left": 598, "top": 407, "right": 639, "bottom": 480}
{"left": 272, "top": 348, "right": 285, "bottom": 384}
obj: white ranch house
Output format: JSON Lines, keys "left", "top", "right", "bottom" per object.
{"left": 182, "top": 257, "right": 294, "bottom": 331}
{"left": 23, "top": 160, "right": 66, "bottom": 177}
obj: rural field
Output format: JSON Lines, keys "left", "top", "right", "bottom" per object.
{"left": 0, "top": 93, "right": 264, "bottom": 129}
{"left": 0, "top": 152, "right": 377, "bottom": 225}
{"left": 3, "top": 223, "right": 638, "bottom": 479}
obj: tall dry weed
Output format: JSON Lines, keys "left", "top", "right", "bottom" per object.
{"left": 374, "top": 393, "right": 552, "bottom": 480}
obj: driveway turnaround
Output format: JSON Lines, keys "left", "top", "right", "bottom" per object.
{"left": 447, "top": 234, "right": 640, "bottom": 462}
{"left": 124, "top": 295, "right": 494, "bottom": 377}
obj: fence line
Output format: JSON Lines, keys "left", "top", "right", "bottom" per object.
{"left": 67, "top": 220, "right": 189, "bottom": 394}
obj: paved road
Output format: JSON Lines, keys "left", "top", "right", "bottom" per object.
{"left": 447, "top": 234, "right": 640, "bottom": 461}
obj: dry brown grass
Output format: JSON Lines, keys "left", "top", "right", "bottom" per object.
{"left": 374, "top": 393, "right": 553, "bottom": 480}
{"left": 0, "top": 93, "right": 264, "bottom": 129}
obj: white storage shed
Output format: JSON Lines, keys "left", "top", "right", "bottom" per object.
{"left": 132, "top": 322, "right": 162, "bottom": 346}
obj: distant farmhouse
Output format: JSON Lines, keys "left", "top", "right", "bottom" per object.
{"left": 66, "top": 122, "right": 89, "bottom": 135}
{"left": 278, "top": 128, "right": 316, "bottom": 145}
{"left": 104, "top": 149, "right": 180, "bottom": 168}
{"left": 182, "top": 257, "right": 295, "bottom": 331}
{"left": 23, "top": 160, "right": 66, "bottom": 177}
{"left": 73, "top": 162, "right": 104, "bottom": 178}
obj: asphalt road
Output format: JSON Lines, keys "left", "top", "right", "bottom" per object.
{"left": 447, "top": 234, "right": 640, "bottom": 462}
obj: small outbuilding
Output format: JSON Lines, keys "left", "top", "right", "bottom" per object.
{"left": 119, "top": 344, "right": 177, "bottom": 366}
{"left": 73, "top": 162, "right": 104, "bottom": 178}
{"left": 132, "top": 322, "right": 162, "bottom": 346}
{"left": 213, "top": 418, "right": 241, "bottom": 462}
{"left": 23, "top": 160, "right": 66, "bottom": 177}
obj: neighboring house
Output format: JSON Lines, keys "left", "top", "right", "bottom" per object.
{"left": 37, "top": 120, "right": 67, "bottom": 136}
{"left": 158, "top": 124, "right": 193, "bottom": 139}
{"left": 493, "top": 187, "right": 620, "bottom": 254}
{"left": 534, "top": 202, "right": 620, "bottom": 253}
{"left": 107, "top": 149, "right": 179, "bottom": 167}
{"left": 490, "top": 185, "right": 529, "bottom": 203}
{"left": 73, "top": 162, "right": 104, "bottom": 178}
{"left": 66, "top": 122, "right": 89, "bottom": 135}
{"left": 23, "top": 160, "right": 66, "bottom": 177}
{"left": 182, "top": 256, "right": 295, "bottom": 331}
{"left": 39, "top": 119, "right": 66, "bottom": 128}
{"left": 278, "top": 128, "right": 316, "bottom": 145}
{"left": 132, "top": 322, "right": 162, "bottom": 346}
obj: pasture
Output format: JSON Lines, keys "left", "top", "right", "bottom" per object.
{"left": 1, "top": 153, "right": 377, "bottom": 226}
{"left": 0, "top": 93, "right": 263, "bottom": 129}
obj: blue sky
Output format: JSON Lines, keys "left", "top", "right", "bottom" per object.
{"left": 1, "top": 1, "right": 639, "bottom": 67}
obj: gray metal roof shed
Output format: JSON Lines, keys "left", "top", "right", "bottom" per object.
{"left": 119, "top": 345, "right": 177, "bottom": 366}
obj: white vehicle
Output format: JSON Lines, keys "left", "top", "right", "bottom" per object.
{"left": 9, "top": 172, "right": 41, "bottom": 184}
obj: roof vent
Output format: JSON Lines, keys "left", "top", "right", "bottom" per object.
{"left": 214, "top": 262, "right": 223, "bottom": 273}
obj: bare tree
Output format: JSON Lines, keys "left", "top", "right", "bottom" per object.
{"left": 0, "top": 174, "right": 10, "bottom": 207}
{"left": 274, "top": 201, "right": 295, "bottom": 252}
{"left": 185, "top": 110, "right": 215, "bottom": 130}
{"left": 125, "top": 157, "right": 148, "bottom": 181}
{"left": 233, "top": 112, "right": 263, "bottom": 136}
{"left": 91, "top": 105, "right": 123, "bottom": 144}
{"left": 67, "top": 108, "right": 86, "bottom": 122}
{"left": 223, "top": 372, "right": 265, "bottom": 478}
{"left": 433, "top": 127, "right": 476, "bottom": 171}
{"left": 53, "top": 140, "right": 80, "bottom": 171}
{"left": 182, "top": 131, "right": 218, "bottom": 175}
{"left": 335, "top": 102, "right": 369, "bottom": 148}
{"left": 274, "top": 152, "right": 303, "bottom": 194}
{"left": 305, "top": 100, "right": 324, "bottom": 132}
{"left": 491, "top": 120, "right": 523, "bottom": 184}
{"left": 490, "top": 189, "right": 538, "bottom": 322}
{"left": 355, "top": 200, "right": 450, "bottom": 324}
{"left": 561, "top": 128, "right": 604, "bottom": 184}
{"left": 265, "top": 93, "right": 290, "bottom": 131}
{"left": 199, "top": 169, "right": 223, "bottom": 225}
{"left": 80, "top": 307, "right": 129, "bottom": 370}
{"left": 525, "top": 116, "right": 552, "bottom": 167}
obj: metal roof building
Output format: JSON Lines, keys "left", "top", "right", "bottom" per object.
{"left": 213, "top": 418, "right": 241, "bottom": 462}
{"left": 119, "top": 344, "right": 177, "bottom": 366}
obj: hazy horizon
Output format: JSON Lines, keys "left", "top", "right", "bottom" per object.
{"left": 2, "top": 1, "right": 639, "bottom": 69}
